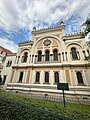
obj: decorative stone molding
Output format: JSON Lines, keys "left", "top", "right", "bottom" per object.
{"left": 43, "top": 39, "right": 51, "bottom": 46}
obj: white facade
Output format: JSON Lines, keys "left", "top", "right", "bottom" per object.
{"left": 1, "top": 23, "right": 90, "bottom": 96}
{"left": 1, "top": 55, "right": 16, "bottom": 89}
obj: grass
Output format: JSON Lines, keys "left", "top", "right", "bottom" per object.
{"left": 0, "top": 90, "right": 90, "bottom": 120}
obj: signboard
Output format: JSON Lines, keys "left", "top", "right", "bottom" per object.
{"left": 57, "top": 83, "right": 69, "bottom": 91}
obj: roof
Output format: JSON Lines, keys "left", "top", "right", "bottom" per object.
{"left": 0, "top": 46, "right": 14, "bottom": 55}
{"left": 19, "top": 40, "right": 34, "bottom": 47}
{"left": 62, "top": 32, "right": 85, "bottom": 41}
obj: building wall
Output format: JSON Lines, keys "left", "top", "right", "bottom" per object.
{"left": 1, "top": 24, "right": 90, "bottom": 95}
{"left": 1, "top": 55, "right": 16, "bottom": 89}
{"left": 10, "top": 66, "right": 88, "bottom": 86}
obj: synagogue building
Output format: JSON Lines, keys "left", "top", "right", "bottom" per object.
{"left": 1, "top": 22, "right": 90, "bottom": 96}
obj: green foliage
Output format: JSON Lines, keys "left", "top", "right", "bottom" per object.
{"left": 85, "top": 55, "right": 90, "bottom": 61}
{"left": 83, "top": 16, "right": 90, "bottom": 35}
{"left": 0, "top": 99, "right": 62, "bottom": 120}
{"left": 85, "top": 55, "right": 90, "bottom": 67}
{"left": 83, "top": 15, "right": 90, "bottom": 65}
{"left": 0, "top": 91, "right": 90, "bottom": 120}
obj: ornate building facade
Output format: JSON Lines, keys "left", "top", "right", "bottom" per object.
{"left": 1, "top": 22, "right": 90, "bottom": 96}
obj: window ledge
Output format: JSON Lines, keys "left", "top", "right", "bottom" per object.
{"left": 77, "top": 83, "right": 86, "bottom": 86}
{"left": 17, "top": 81, "right": 22, "bottom": 83}
{"left": 34, "top": 82, "right": 40, "bottom": 84}
{"left": 53, "top": 60, "right": 59, "bottom": 62}
{"left": 53, "top": 83, "right": 58, "bottom": 85}
{"left": 72, "top": 59, "right": 80, "bottom": 61}
{"left": 43, "top": 82, "right": 50, "bottom": 84}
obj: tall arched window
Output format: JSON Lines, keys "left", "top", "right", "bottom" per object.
{"left": 38, "top": 51, "right": 42, "bottom": 62}
{"left": 76, "top": 72, "right": 84, "bottom": 84}
{"left": 53, "top": 49, "right": 58, "bottom": 61}
{"left": 45, "top": 72, "right": 49, "bottom": 83}
{"left": 45, "top": 50, "right": 50, "bottom": 61}
{"left": 71, "top": 47, "right": 78, "bottom": 60}
{"left": 35, "top": 72, "right": 40, "bottom": 83}
{"left": 54, "top": 72, "right": 59, "bottom": 83}
{"left": 23, "top": 52, "right": 28, "bottom": 62}
{"left": 19, "top": 72, "right": 23, "bottom": 82}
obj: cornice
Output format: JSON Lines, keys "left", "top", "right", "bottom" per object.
{"left": 32, "top": 25, "right": 64, "bottom": 35}
{"left": 62, "top": 32, "right": 85, "bottom": 41}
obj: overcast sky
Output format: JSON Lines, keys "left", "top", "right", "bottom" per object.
{"left": 0, "top": 0, "right": 90, "bottom": 52}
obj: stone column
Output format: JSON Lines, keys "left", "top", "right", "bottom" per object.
{"left": 32, "top": 55, "right": 34, "bottom": 63}
{"left": 23, "top": 71, "right": 26, "bottom": 83}
{"left": 43, "top": 55, "right": 45, "bottom": 63}
{"left": 60, "top": 70, "right": 65, "bottom": 83}
{"left": 65, "top": 52, "right": 68, "bottom": 61}
{"left": 35, "top": 55, "right": 37, "bottom": 63}
{"left": 65, "top": 70, "right": 71, "bottom": 85}
{"left": 42, "top": 55, "right": 44, "bottom": 63}
{"left": 26, "top": 70, "right": 30, "bottom": 84}
{"left": 13, "top": 70, "right": 18, "bottom": 83}
{"left": 62, "top": 52, "right": 65, "bottom": 61}
{"left": 61, "top": 52, "right": 63, "bottom": 62}
{"left": 73, "top": 70, "right": 78, "bottom": 86}
{"left": 82, "top": 70, "right": 87, "bottom": 85}
{"left": 50, "top": 54, "right": 53, "bottom": 62}
{"left": 29, "top": 55, "right": 31, "bottom": 63}
{"left": 49, "top": 70, "right": 54, "bottom": 85}
{"left": 27, "top": 55, "right": 30, "bottom": 63}
{"left": 40, "top": 71, "right": 44, "bottom": 84}
{"left": 9, "top": 70, "right": 14, "bottom": 83}
{"left": 58, "top": 53, "right": 61, "bottom": 62}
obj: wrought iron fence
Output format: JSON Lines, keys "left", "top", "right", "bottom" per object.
{"left": 21, "top": 93, "right": 90, "bottom": 105}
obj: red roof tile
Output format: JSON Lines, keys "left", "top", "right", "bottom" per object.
{"left": 0, "top": 46, "right": 14, "bottom": 55}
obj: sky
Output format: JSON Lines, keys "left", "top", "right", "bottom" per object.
{"left": 0, "top": 0, "right": 90, "bottom": 53}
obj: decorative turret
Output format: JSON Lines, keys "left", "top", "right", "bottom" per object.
{"left": 60, "top": 21, "right": 64, "bottom": 26}
{"left": 33, "top": 27, "right": 36, "bottom": 31}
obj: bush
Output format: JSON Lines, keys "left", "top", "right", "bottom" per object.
{"left": 0, "top": 98, "right": 70, "bottom": 120}
{"left": 0, "top": 91, "right": 90, "bottom": 120}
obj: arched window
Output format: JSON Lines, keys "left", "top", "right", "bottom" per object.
{"left": 54, "top": 72, "right": 59, "bottom": 83}
{"left": 45, "top": 72, "right": 49, "bottom": 83}
{"left": 45, "top": 50, "right": 50, "bottom": 61}
{"left": 23, "top": 52, "right": 28, "bottom": 62}
{"left": 71, "top": 47, "right": 78, "bottom": 60}
{"left": 76, "top": 72, "right": 84, "bottom": 84}
{"left": 53, "top": 49, "right": 58, "bottom": 61}
{"left": 19, "top": 72, "right": 23, "bottom": 82}
{"left": 38, "top": 51, "right": 42, "bottom": 62}
{"left": 35, "top": 72, "right": 40, "bottom": 83}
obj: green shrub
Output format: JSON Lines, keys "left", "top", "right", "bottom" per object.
{"left": 0, "top": 98, "right": 69, "bottom": 120}
{"left": 0, "top": 91, "right": 90, "bottom": 120}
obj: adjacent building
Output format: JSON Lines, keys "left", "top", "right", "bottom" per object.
{"left": 0, "top": 46, "right": 15, "bottom": 89}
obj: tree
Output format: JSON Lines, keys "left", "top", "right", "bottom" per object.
{"left": 83, "top": 15, "right": 90, "bottom": 36}
{"left": 83, "top": 15, "right": 90, "bottom": 66}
